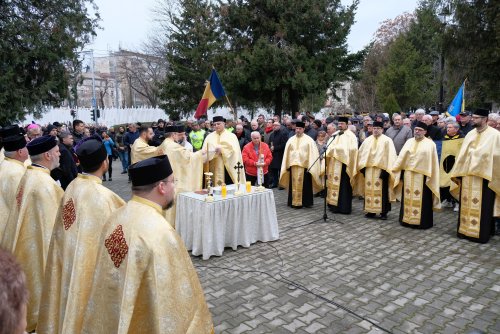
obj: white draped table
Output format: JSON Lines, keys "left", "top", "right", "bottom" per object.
{"left": 175, "top": 187, "right": 280, "bottom": 260}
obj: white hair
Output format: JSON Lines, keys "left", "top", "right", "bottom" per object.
{"left": 488, "top": 113, "right": 500, "bottom": 121}
{"left": 250, "top": 131, "right": 261, "bottom": 139}
{"left": 445, "top": 116, "right": 456, "bottom": 123}
{"left": 3, "top": 150, "right": 16, "bottom": 158}
{"left": 415, "top": 109, "right": 426, "bottom": 115}
{"left": 422, "top": 115, "right": 432, "bottom": 121}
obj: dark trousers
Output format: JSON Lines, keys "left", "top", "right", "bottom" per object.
{"left": 270, "top": 168, "right": 280, "bottom": 187}
{"left": 107, "top": 155, "right": 113, "bottom": 178}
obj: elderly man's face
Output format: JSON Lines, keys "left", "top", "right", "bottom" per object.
{"left": 393, "top": 116, "right": 402, "bottom": 127}
{"left": 214, "top": 121, "right": 225, "bottom": 133}
{"left": 422, "top": 115, "right": 433, "bottom": 126}
{"left": 487, "top": 118, "right": 497, "bottom": 128}
{"left": 273, "top": 123, "right": 281, "bottom": 132}
{"left": 235, "top": 126, "right": 243, "bottom": 134}
{"left": 446, "top": 124, "right": 458, "bottom": 136}
{"left": 251, "top": 121, "right": 259, "bottom": 130}
{"left": 409, "top": 114, "right": 416, "bottom": 121}
{"left": 251, "top": 133, "right": 261, "bottom": 144}
{"left": 403, "top": 119, "right": 411, "bottom": 127}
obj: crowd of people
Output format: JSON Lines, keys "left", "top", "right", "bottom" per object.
{"left": 0, "top": 106, "right": 499, "bottom": 332}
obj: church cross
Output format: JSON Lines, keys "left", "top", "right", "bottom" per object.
{"left": 234, "top": 162, "right": 244, "bottom": 185}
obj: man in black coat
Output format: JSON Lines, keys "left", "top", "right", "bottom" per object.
{"left": 51, "top": 131, "right": 78, "bottom": 189}
{"left": 268, "top": 122, "right": 288, "bottom": 188}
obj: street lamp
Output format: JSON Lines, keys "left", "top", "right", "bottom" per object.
{"left": 438, "top": 6, "right": 450, "bottom": 113}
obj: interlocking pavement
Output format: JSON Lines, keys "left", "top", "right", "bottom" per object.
{"left": 105, "top": 160, "right": 500, "bottom": 333}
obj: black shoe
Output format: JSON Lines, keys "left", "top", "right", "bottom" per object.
{"left": 365, "top": 213, "right": 376, "bottom": 218}
{"left": 121, "top": 171, "right": 127, "bottom": 174}
{"left": 102, "top": 178, "right": 106, "bottom": 182}
{"left": 380, "top": 214, "right": 388, "bottom": 220}
{"left": 109, "top": 178, "right": 112, "bottom": 181}
{"left": 278, "top": 187, "right": 285, "bottom": 190}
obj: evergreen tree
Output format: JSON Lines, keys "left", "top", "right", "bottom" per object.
{"left": 158, "top": 0, "right": 224, "bottom": 119}
{"left": 0, "top": 0, "right": 99, "bottom": 125}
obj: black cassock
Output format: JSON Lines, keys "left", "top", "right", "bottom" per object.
{"left": 328, "top": 163, "right": 352, "bottom": 214}
{"left": 287, "top": 168, "right": 314, "bottom": 209}
{"left": 457, "top": 178, "right": 496, "bottom": 244}
{"left": 399, "top": 171, "right": 434, "bottom": 229}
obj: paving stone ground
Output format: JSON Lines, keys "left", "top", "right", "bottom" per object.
{"left": 106, "top": 160, "right": 500, "bottom": 334}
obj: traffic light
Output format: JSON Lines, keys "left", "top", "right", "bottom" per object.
{"left": 70, "top": 109, "right": 76, "bottom": 118}
{"left": 96, "top": 109, "right": 100, "bottom": 119}
{"left": 91, "top": 109, "right": 96, "bottom": 122}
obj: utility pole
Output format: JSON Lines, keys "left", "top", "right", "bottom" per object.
{"left": 90, "top": 49, "right": 98, "bottom": 124}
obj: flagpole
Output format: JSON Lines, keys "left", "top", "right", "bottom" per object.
{"left": 225, "top": 95, "right": 237, "bottom": 120}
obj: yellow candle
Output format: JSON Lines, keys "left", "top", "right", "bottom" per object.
{"left": 221, "top": 183, "right": 227, "bottom": 198}
{"left": 246, "top": 181, "right": 251, "bottom": 193}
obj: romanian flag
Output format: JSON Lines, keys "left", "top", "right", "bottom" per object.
{"left": 446, "top": 81, "right": 465, "bottom": 117}
{"left": 194, "top": 69, "right": 226, "bottom": 119}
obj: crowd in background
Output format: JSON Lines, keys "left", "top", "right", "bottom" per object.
{"left": 16, "top": 108, "right": 500, "bottom": 196}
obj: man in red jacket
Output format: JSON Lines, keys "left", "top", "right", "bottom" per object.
{"left": 242, "top": 131, "right": 273, "bottom": 187}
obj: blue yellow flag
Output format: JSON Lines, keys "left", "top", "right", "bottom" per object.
{"left": 447, "top": 82, "right": 465, "bottom": 117}
{"left": 195, "top": 69, "right": 226, "bottom": 119}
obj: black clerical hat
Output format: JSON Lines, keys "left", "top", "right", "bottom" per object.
{"left": 26, "top": 135, "right": 57, "bottom": 155}
{"left": 164, "top": 125, "right": 176, "bottom": 133}
{"left": 176, "top": 124, "right": 186, "bottom": 133}
{"left": 212, "top": 116, "right": 225, "bottom": 123}
{"left": 0, "top": 125, "right": 22, "bottom": 139}
{"left": 414, "top": 121, "right": 428, "bottom": 131}
{"left": 129, "top": 155, "right": 173, "bottom": 187}
{"left": 338, "top": 116, "right": 349, "bottom": 123}
{"left": 2, "top": 135, "right": 26, "bottom": 151}
{"left": 372, "top": 121, "right": 384, "bottom": 128}
{"left": 472, "top": 108, "right": 489, "bottom": 117}
{"left": 76, "top": 138, "right": 108, "bottom": 169}
{"left": 295, "top": 121, "right": 305, "bottom": 128}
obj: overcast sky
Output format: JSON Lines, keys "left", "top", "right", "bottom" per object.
{"left": 88, "top": 0, "right": 420, "bottom": 55}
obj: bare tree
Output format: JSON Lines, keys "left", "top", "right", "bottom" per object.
{"left": 116, "top": 49, "right": 167, "bottom": 108}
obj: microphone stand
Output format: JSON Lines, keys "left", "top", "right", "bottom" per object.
{"left": 306, "top": 132, "right": 344, "bottom": 224}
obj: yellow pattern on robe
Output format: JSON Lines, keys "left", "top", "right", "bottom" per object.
{"left": 131, "top": 137, "right": 163, "bottom": 164}
{"left": 201, "top": 130, "right": 245, "bottom": 186}
{"left": 355, "top": 134, "right": 397, "bottom": 211}
{"left": 82, "top": 196, "right": 214, "bottom": 334}
{"left": 279, "top": 134, "right": 322, "bottom": 197}
{"left": 160, "top": 138, "right": 205, "bottom": 227}
{"left": 0, "top": 157, "right": 26, "bottom": 239}
{"left": 450, "top": 126, "right": 500, "bottom": 217}
{"left": 37, "top": 174, "right": 125, "bottom": 334}
{"left": 0, "top": 165, "right": 64, "bottom": 332}
{"left": 325, "top": 130, "right": 358, "bottom": 206}
{"left": 393, "top": 137, "right": 441, "bottom": 213}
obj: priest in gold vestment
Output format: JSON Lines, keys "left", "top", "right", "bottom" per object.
{"left": 201, "top": 116, "right": 245, "bottom": 186}
{"left": 37, "top": 138, "right": 126, "bottom": 334}
{"left": 450, "top": 108, "right": 500, "bottom": 243}
{"left": 0, "top": 135, "right": 64, "bottom": 332}
{"left": 82, "top": 156, "right": 213, "bottom": 334}
{"left": 355, "top": 121, "right": 397, "bottom": 220}
{"left": 326, "top": 117, "right": 358, "bottom": 214}
{"left": 279, "top": 121, "right": 322, "bottom": 208}
{"left": 131, "top": 125, "right": 164, "bottom": 164}
{"left": 160, "top": 125, "right": 206, "bottom": 227}
{"left": 393, "top": 122, "right": 441, "bottom": 229}
{"left": 0, "top": 134, "right": 28, "bottom": 239}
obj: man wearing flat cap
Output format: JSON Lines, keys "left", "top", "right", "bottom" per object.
{"left": 355, "top": 121, "right": 397, "bottom": 220}
{"left": 393, "top": 121, "right": 441, "bottom": 230}
{"left": 279, "top": 121, "right": 322, "bottom": 208}
{"left": 1, "top": 135, "right": 64, "bottom": 332}
{"left": 201, "top": 116, "right": 245, "bottom": 186}
{"left": 325, "top": 116, "right": 358, "bottom": 214}
{"left": 0, "top": 127, "right": 29, "bottom": 238}
{"left": 38, "top": 138, "right": 126, "bottom": 333}
{"left": 450, "top": 108, "right": 500, "bottom": 243}
{"left": 82, "top": 156, "right": 214, "bottom": 334}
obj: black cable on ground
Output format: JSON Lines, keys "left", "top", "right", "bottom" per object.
{"left": 196, "top": 238, "right": 393, "bottom": 333}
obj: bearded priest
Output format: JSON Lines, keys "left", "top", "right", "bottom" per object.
{"left": 0, "top": 135, "right": 64, "bottom": 332}
{"left": 393, "top": 122, "right": 441, "bottom": 229}
{"left": 279, "top": 121, "right": 322, "bottom": 208}
{"left": 38, "top": 138, "right": 126, "bottom": 334}
{"left": 201, "top": 116, "right": 245, "bottom": 186}
{"left": 450, "top": 108, "right": 500, "bottom": 243}
{"left": 82, "top": 156, "right": 214, "bottom": 334}
{"left": 355, "top": 121, "right": 397, "bottom": 220}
